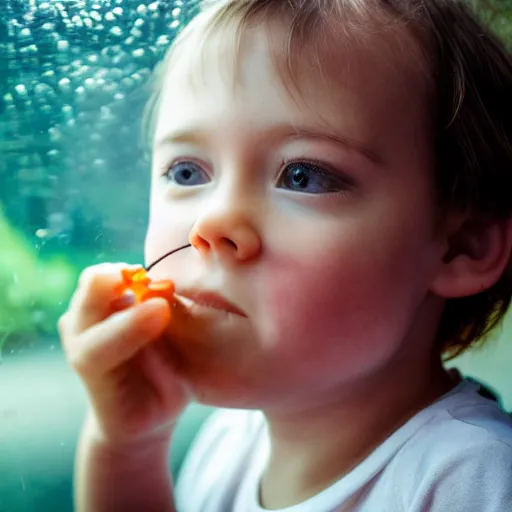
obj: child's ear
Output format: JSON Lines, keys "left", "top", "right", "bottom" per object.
{"left": 430, "top": 214, "right": 512, "bottom": 299}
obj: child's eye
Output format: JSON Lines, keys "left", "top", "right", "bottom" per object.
{"left": 277, "top": 161, "right": 351, "bottom": 194}
{"left": 163, "top": 161, "right": 210, "bottom": 186}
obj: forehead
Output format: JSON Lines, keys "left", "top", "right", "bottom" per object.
{"left": 154, "top": 13, "right": 431, "bottom": 153}
{"left": 164, "top": 6, "right": 429, "bottom": 92}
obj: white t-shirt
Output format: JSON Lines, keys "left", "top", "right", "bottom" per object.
{"left": 175, "top": 379, "right": 512, "bottom": 511}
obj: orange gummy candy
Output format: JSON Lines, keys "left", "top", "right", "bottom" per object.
{"left": 114, "top": 268, "right": 175, "bottom": 304}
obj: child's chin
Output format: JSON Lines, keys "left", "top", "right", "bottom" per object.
{"left": 160, "top": 303, "right": 261, "bottom": 386}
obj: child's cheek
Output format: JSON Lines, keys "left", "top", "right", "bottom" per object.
{"left": 144, "top": 214, "right": 188, "bottom": 276}
{"left": 144, "top": 220, "right": 169, "bottom": 265}
{"left": 260, "top": 253, "right": 404, "bottom": 378}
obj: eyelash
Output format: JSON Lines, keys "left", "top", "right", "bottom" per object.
{"left": 159, "top": 158, "right": 209, "bottom": 178}
{"left": 279, "top": 157, "right": 354, "bottom": 185}
{"left": 159, "top": 157, "right": 355, "bottom": 193}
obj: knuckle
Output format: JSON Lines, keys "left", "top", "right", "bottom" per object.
{"left": 78, "top": 264, "right": 108, "bottom": 289}
{"left": 57, "top": 312, "right": 68, "bottom": 334}
{"left": 77, "top": 266, "right": 98, "bottom": 291}
{"left": 65, "top": 340, "right": 92, "bottom": 375}
{"left": 67, "top": 351, "right": 88, "bottom": 375}
{"left": 78, "top": 262, "right": 133, "bottom": 291}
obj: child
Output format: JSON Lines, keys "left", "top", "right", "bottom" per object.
{"left": 58, "top": 0, "right": 512, "bottom": 510}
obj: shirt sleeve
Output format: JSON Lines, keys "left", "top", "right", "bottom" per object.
{"left": 409, "top": 440, "right": 512, "bottom": 512}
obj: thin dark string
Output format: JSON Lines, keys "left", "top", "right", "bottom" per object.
{"left": 145, "top": 243, "right": 192, "bottom": 272}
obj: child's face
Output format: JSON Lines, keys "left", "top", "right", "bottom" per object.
{"left": 145, "top": 26, "right": 444, "bottom": 408}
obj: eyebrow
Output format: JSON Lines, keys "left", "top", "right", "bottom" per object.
{"left": 286, "top": 126, "right": 384, "bottom": 166}
{"left": 154, "top": 130, "right": 204, "bottom": 148}
{"left": 154, "top": 125, "right": 384, "bottom": 166}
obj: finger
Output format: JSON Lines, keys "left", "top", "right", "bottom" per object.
{"left": 65, "top": 298, "right": 171, "bottom": 377}
{"left": 134, "top": 341, "right": 191, "bottom": 411}
{"left": 68, "top": 263, "right": 143, "bottom": 335}
{"left": 110, "top": 293, "right": 136, "bottom": 313}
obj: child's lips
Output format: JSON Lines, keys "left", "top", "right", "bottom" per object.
{"left": 175, "top": 289, "right": 247, "bottom": 317}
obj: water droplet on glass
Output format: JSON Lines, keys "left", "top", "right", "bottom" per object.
{"left": 48, "top": 128, "right": 62, "bottom": 142}
{"left": 58, "top": 77, "right": 71, "bottom": 89}
{"left": 36, "top": 228, "right": 49, "bottom": 239}
{"left": 156, "top": 35, "right": 170, "bottom": 47}
{"left": 42, "top": 69, "right": 55, "bottom": 80}
{"left": 84, "top": 78, "right": 96, "bottom": 89}
{"left": 120, "top": 77, "right": 133, "bottom": 90}
{"left": 100, "top": 106, "right": 114, "bottom": 120}
{"left": 15, "top": 84, "right": 27, "bottom": 96}
{"left": 130, "top": 27, "right": 142, "bottom": 39}
{"left": 23, "top": 12, "right": 35, "bottom": 23}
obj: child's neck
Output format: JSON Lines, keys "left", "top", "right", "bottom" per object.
{"left": 260, "top": 353, "right": 454, "bottom": 509}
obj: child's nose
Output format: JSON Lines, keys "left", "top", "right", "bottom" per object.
{"left": 189, "top": 212, "right": 261, "bottom": 264}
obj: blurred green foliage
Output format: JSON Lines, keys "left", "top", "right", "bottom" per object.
{"left": 1, "top": 0, "right": 512, "bottom": 354}
{"left": 476, "top": 0, "right": 512, "bottom": 44}
{"left": 0, "top": 205, "right": 77, "bottom": 354}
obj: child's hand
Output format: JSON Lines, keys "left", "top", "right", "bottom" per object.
{"left": 58, "top": 263, "right": 190, "bottom": 449}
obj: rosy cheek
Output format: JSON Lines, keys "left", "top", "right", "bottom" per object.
{"left": 260, "top": 252, "right": 402, "bottom": 374}
{"left": 144, "top": 213, "right": 185, "bottom": 268}
{"left": 144, "top": 219, "right": 169, "bottom": 264}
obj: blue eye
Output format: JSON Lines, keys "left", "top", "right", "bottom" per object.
{"left": 278, "top": 161, "right": 349, "bottom": 194}
{"left": 164, "top": 161, "right": 210, "bottom": 186}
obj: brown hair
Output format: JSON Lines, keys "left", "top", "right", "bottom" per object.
{"left": 143, "top": 0, "right": 512, "bottom": 360}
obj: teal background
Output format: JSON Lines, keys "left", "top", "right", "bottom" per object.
{"left": 1, "top": 1, "right": 511, "bottom": 511}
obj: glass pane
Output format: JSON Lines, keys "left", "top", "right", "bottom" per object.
{"left": 0, "top": 1, "right": 199, "bottom": 510}
{"left": 0, "top": 1, "right": 511, "bottom": 511}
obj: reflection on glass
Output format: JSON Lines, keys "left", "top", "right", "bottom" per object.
{"left": 0, "top": 0, "right": 200, "bottom": 357}
{"left": 0, "top": 1, "right": 511, "bottom": 511}
{"left": 0, "top": 3, "right": 199, "bottom": 508}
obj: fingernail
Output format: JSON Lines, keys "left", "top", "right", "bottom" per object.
{"left": 111, "top": 293, "right": 135, "bottom": 311}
